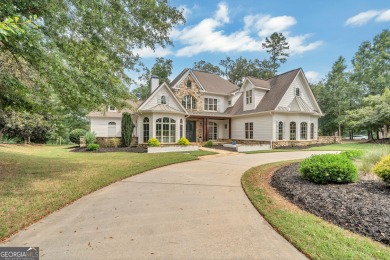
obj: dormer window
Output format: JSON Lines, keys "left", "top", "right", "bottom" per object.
{"left": 246, "top": 90, "right": 253, "bottom": 104}
{"left": 161, "top": 95, "right": 167, "bottom": 104}
{"left": 108, "top": 106, "right": 116, "bottom": 112}
{"left": 186, "top": 79, "right": 192, "bottom": 89}
{"left": 295, "top": 88, "right": 300, "bottom": 96}
{"left": 228, "top": 100, "right": 232, "bottom": 106}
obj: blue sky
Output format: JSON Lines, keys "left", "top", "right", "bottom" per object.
{"left": 134, "top": 0, "right": 390, "bottom": 84}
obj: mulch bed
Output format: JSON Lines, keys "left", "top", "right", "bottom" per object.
{"left": 271, "top": 163, "right": 390, "bottom": 245}
{"left": 71, "top": 146, "right": 147, "bottom": 153}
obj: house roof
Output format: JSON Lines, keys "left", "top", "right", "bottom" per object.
{"left": 88, "top": 100, "right": 143, "bottom": 118}
{"left": 247, "top": 77, "right": 271, "bottom": 89}
{"left": 142, "top": 104, "right": 185, "bottom": 114}
{"left": 225, "top": 69, "right": 301, "bottom": 115}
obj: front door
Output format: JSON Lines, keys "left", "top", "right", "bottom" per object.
{"left": 186, "top": 121, "right": 196, "bottom": 142}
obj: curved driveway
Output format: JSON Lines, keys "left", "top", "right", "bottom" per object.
{"left": 4, "top": 151, "right": 332, "bottom": 259}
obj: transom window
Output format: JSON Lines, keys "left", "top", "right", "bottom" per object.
{"left": 246, "top": 90, "right": 253, "bottom": 104}
{"left": 204, "top": 98, "right": 218, "bottom": 111}
{"left": 290, "top": 122, "right": 296, "bottom": 140}
{"left": 300, "top": 122, "right": 307, "bottom": 140}
{"left": 208, "top": 121, "right": 218, "bottom": 140}
{"left": 310, "top": 123, "right": 315, "bottom": 139}
{"left": 245, "top": 122, "right": 253, "bottom": 139}
{"left": 143, "top": 117, "right": 150, "bottom": 143}
{"left": 182, "top": 95, "right": 197, "bottom": 109}
{"left": 156, "top": 117, "right": 176, "bottom": 143}
{"left": 278, "top": 122, "right": 283, "bottom": 140}
{"left": 295, "top": 88, "right": 300, "bottom": 96}
{"left": 186, "top": 79, "right": 192, "bottom": 88}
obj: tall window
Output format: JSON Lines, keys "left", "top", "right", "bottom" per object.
{"left": 208, "top": 121, "right": 218, "bottom": 140}
{"left": 300, "top": 122, "right": 307, "bottom": 140}
{"left": 204, "top": 98, "right": 218, "bottom": 111}
{"left": 290, "top": 122, "right": 296, "bottom": 140}
{"left": 295, "top": 88, "right": 300, "bottom": 96}
{"left": 245, "top": 122, "right": 253, "bottom": 139}
{"left": 156, "top": 117, "right": 176, "bottom": 143}
{"left": 143, "top": 117, "right": 150, "bottom": 143}
{"left": 278, "top": 122, "right": 283, "bottom": 140}
{"left": 182, "top": 95, "right": 196, "bottom": 109}
{"left": 180, "top": 119, "right": 183, "bottom": 138}
{"left": 160, "top": 95, "right": 167, "bottom": 104}
{"left": 186, "top": 79, "right": 192, "bottom": 88}
{"left": 246, "top": 90, "right": 253, "bottom": 104}
{"left": 108, "top": 122, "right": 116, "bottom": 137}
{"left": 310, "top": 123, "right": 315, "bottom": 139}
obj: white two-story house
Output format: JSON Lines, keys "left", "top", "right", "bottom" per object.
{"left": 88, "top": 68, "right": 323, "bottom": 145}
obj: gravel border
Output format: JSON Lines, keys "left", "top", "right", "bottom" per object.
{"left": 71, "top": 146, "right": 147, "bottom": 153}
{"left": 271, "top": 163, "right": 390, "bottom": 245}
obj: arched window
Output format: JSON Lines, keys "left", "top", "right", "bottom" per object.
{"left": 208, "top": 121, "right": 218, "bottom": 140}
{"left": 160, "top": 95, "right": 167, "bottom": 104}
{"left": 295, "top": 88, "right": 300, "bottom": 96}
{"left": 108, "top": 122, "right": 116, "bottom": 137}
{"left": 156, "top": 117, "right": 176, "bottom": 143}
{"left": 182, "top": 95, "right": 196, "bottom": 109}
{"left": 300, "top": 122, "right": 307, "bottom": 140}
{"left": 278, "top": 122, "right": 283, "bottom": 140}
{"left": 186, "top": 79, "right": 192, "bottom": 88}
{"left": 180, "top": 119, "right": 183, "bottom": 138}
{"left": 143, "top": 117, "right": 150, "bottom": 143}
{"left": 310, "top": 123, "right": 315, "bottom": 139}
{"left": 290, "top": 122, "right": 296, "bottom": 140}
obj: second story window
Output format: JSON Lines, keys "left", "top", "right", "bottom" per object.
{"left": 246, "top": 90, "right": 252, "bottom": 104}
{"left": 108, "top": 106, "right": 116, "bottom": 112}
{"left": 295, "top": 88, "right": 300, "bottom": 96}
{"left": 160, "top": 95, "right": 167, "bottom": 104}
{"left": 204, "top": 98, "right": 218, "bottom": 111}
{"left": 187, "top": 79, "right": 192, "bottom": 89}
{"left": 182, "top": 95, "right": 196, "bottom": 109}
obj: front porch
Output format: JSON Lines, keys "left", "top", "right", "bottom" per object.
{"left": 185, "top": 116, "right": 231, "bottom": 143}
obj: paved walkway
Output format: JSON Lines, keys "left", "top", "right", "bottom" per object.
{"left": 4, "top": 151, "right": 332, "bottom": 259}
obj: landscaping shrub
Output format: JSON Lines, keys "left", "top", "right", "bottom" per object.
{"left": 148, "top": 137, "right": 160, "bottom": 147}
{"left": 86, "top": 143, "right": 100, "bottom": 151}
{"left": 340, "top": 150, "right": 363, "bottom": 160}
{"left": 110, "top": 138, "right": 121, "bottom": 148}
{"left": 121, "top": 112, "right": 133, "bottom": 147}
{"left": 177, "top": 137, "right": 190, "bottom": 146}
{"left": 204, "top": 140, "right": 213, "bottom": 147}
{"left": 69, "top": 129, "right": 87, "bottom": 144}
{"left": 360, "top": 145, "right": 390, "bottom": 174}
{"left": 299, "top": 154, "right": 358, "bottom": 184}
{"left": 373, "top": 154, "right": 390, "bottom": 185}
{"left": 84, "top": 131, "right": 97, "bottom": 145}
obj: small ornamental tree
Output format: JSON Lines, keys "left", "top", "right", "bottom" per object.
{"left": 121, "top": 112, "right": 133, "bottom": 147}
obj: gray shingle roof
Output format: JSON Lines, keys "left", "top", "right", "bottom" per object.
{"left": 192, "top": 70, "right": 239, "bottom": 94}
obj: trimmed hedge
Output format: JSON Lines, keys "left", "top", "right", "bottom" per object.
{"left": 148, "top": 137, "right": 160, "bottom": 147}
{"left": 373, "top": 154, "right": 390, "bottom": 185}
{"left": 177, "top": 137, "right": 190, "bottom": 146}
{"left": 204, "top": 140, "right": 213, "bottom": 147}
{"left": 69, "top": 129, "right": 87, "bottom": 144}
{"left": 86, "top": 143, "right": 100, "bottom": 151}
{"left": 299, "top": 154, "right": 358, "bottom": 184}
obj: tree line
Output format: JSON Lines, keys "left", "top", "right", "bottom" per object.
{"left": 311, "top": 30, "right": 390, "bottom": 139}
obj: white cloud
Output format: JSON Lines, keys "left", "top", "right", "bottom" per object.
{"left": 178, "top": 5, "right": 192, "bottom": 19}
{"left": 345, "top": 9, "right": 390, "bottom": 26}
{"left": 376, "top": 9, "right": 390, "bottom": 22}
{"left": 172, "top": 2, "right": 322, "bottom": 57}
{"left": 133, "top": 46, "right": 173, "bottom": 58}
{"left": 305, "top": 71, "right": 322, "bottom": 83}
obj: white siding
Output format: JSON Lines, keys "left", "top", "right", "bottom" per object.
{"left": 231, "top": 92, "right": 242, "bottom": 107}
{"left": 242, "top": 81, "right": 256, "bottom": 111}
{"left": 254, "top": 89, "right": 267, "bottom": 108}
{"left": 278, "top": 73, "right": 315, "bottom": 110}
{"left": 231, "top": 114, "right": 273, "bottom": 141}
{"left": 142, "top": 87, "right": 182, "bottom": 111}
{"left": 90, "top": 117, "right": 122, "bottom": 137}
{"left": 203, "top": 94, "right": 226, "bottom": 113}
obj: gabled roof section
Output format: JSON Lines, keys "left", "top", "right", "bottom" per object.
{"left": 169, "top": 68, "right": 189, "bottom": 88}
{"left": 192, "top": 70, "right": 239, "bottom": 94}
{"left": 246, "top": 77, "right": 271, "bottom": 89}
{"left": 139, "top": 82, "right": 187, "bottom": 114}
{"left": 226, "top": 69, "right": 300, "bottom": 115}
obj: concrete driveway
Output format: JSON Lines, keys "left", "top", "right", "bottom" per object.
{"left": 4, "top": 151, "right": 332, "bottom": 259}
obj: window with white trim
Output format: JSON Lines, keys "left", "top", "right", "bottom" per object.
{"left": 245, "top": 122, "right": 253, "bottom": 139}
{"left": 156, "top": 117, "right": 176, "bottom": 143}
{"left": 300, "top": 122, "right": 307, "bottom": 140}
{"left": 143, "top": 117, "right": 150, "bottom": 143}
{"left": 182, "top": 95, "right": 196, "bottom": 109}
{"left": 310, "top": 123, "right": 314, "bottom": 139}
{"left": 108, "top": 106, "right": 116, "bottom": 112}
{"left": 290, "top": 122, "right": 296, "bottom": 140}
{"left": 208, "top": 121, "right": 218, "bottom": 140}
{"left": 108, "top": 122, "right": 116, "bottom": 137}
{"left": 204, "top": 98, "right": 218, "bottom": 111}
{"left": 295, "top": 88, "right": 300, "bottom": 96}
{"left": 278, "top": 122, "right": 283, "bottom": 140}
{"left": 160, "top": 95, "right": 167, "bottom": 104}
{"left": 246, "top": 90, "right": 253, "bottom": 104}
{"left": 186, "top": 79, "right": 192, "bottom": 89}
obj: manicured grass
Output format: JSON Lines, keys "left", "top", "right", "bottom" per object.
{"left": 0, "top": 145, "right": 215, "bottom": 240}
{"left": 242, "top": 161, "right": 390, "bottom": 260}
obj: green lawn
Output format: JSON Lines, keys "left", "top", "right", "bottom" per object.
{"left": 242, "top": 161, "right": 390, "bottom": 260}
{"left": 0, "top": 145, "right": 214, "bottom": 240}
